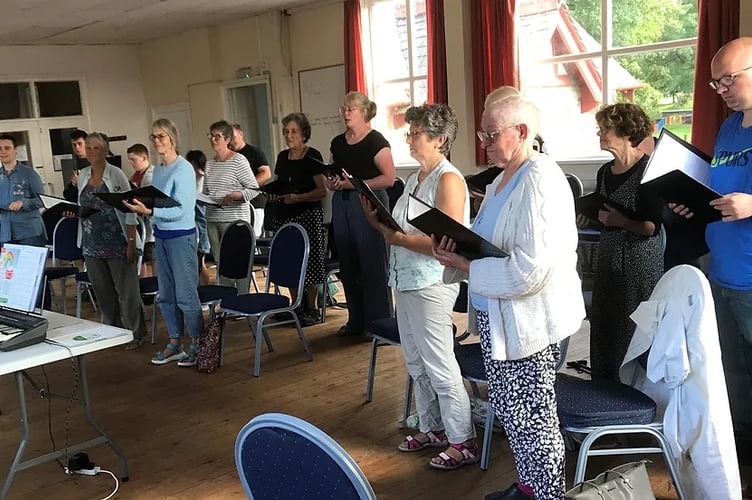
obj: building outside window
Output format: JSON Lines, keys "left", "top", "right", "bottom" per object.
{"left": 519, "top": 0, "right": 698, "bottom": 160}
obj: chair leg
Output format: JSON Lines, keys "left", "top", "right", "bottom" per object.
{"left": 253, "top": 322, "right": 263, "bottom": 377}
{"left": 480, "top": 402, "right": 494, "bottom": 471}
{"left": 292, "top": 312, "right": 312, "bottom": 362}
{"left": 150, "top": 296, "right": 158, "bottom": 345}
{"left": 61, "top": 282, "right": 67, "bottom": 315}
{"left": 87, "top": 288, "right": 98, "bottom": 311}
{"left": 402, "top": 374, "right": 413, "bottom": 424}
{"left": 76, "top": 285, "right": 83, "bottom": 319}
{"left": 365, "top": 338, "right": 379, "bottom": 402}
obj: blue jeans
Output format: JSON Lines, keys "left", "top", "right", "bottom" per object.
{"left": 155, "top": 233, "right": 204, "bottom": 339}
{"left": 194, "top": 205, "right": 211, "bottom": 254}
{"left": 712, "top": 282, "right": 752, "bottom": 440}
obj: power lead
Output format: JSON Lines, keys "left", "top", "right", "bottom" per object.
{"left": 65, "top": 466, "right": 100, "bottom": 476}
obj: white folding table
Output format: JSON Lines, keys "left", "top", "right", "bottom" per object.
{"left": 0, "top": 311, "right": 132, "bottom": 500}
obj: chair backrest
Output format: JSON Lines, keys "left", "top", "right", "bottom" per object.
{"left": 217, "top": 220, "right": 255, "bottom": 282}
{"left": 267, "top": 223, "right": 309, "bottom": 296}
{"left": 565, "top": 173, "right": 584, "bottom": 199}
{"left": 386, "top": 177, "right": 405, "bottom": 212}
{"left": 52, "top": 217, "right": 83, "bottom": 263}
{"left": 235, "top": 413, "right": 376, "bottom": 500}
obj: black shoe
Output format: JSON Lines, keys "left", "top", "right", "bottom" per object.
{"left": 484, "top": 484, "right": 534, "bottom": 500}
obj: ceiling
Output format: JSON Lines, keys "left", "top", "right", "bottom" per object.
{"left": 1, "top": 0, "right": 320, "bottom": 45}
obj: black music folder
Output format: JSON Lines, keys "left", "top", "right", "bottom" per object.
{"left": 258, "top": 180, "right": 309, "bottom": 196}
{"left": 60, "top": 158, "right": 89, "bottom": 185}
{"left": 639, "top": 128, "right": 721, "bottom": 223}
{"left": 467, "top": 167, "right": 502, "bottom": 194}
{"left": 307, "top": 156, "right": 345, "bottom": 178}
{"left": 93, "top": 185, "right": 180, "bottom": 213}
{"left": 575, "top": 193, "right": 640, "bottom": 222}
{"left": 349, "top": 176, "right": 403, "bottom": 233}
{"left": 406, "top": 194, "right": 508, "bottom": 260}
{"left": 39, "top": 194, "right": 98, "bottom": 218}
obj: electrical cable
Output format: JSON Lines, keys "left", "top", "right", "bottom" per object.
{"left": 98, "top": 469, "right": 119, "bottom": 500}
{"left": 43, "top": 339, "right": 79, "bottom": 476}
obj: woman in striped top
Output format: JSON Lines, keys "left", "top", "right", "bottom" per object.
{"left": 202, "top": 120, "right": 259, "bottom": 294}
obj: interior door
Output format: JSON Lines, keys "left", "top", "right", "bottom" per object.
{"left": 224, "top": 77, "right": 275, "bottom": 161}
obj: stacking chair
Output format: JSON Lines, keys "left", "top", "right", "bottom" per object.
{"left": 235, "top": 413, "right": 376, "bottom": 500}
{"left": 198, "top": 220, "right": 255, "bottom": 321}
{"left": 453, "top": 338, "right": 570, "bottom": 471}
{"left": 45, "top": 217, "right": 84, "bottom": 314}
{"left": 219, "top": 223, "right": 311, "bottom": 377}
{"left": 565, "top": 172, "right": 584, "bottom": 199}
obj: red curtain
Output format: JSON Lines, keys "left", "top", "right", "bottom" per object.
{"left": 470, "top": 0, "right": 518, "bottom": 164}
{"left": 690, "top": 0, "right": 739, "bottom": 156}
{"left": 344, "top": 0, "right": 366, "bottom": 93}
{"left": 426, "top": 0, "right": 448, "bottom": 104}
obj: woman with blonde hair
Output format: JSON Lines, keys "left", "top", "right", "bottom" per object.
{"left": 325, "top": 92, "right": 396, "bottom": 337}
{"left": 124, "top": 119, "right": 204, "bottom": 367}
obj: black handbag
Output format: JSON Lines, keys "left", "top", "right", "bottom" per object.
{"left": 565, "top": 461, "right": 655, "bottom": 500}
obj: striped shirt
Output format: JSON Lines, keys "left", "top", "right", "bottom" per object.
{"left": 203, "top": 152, "right": 259, "bottom": 223}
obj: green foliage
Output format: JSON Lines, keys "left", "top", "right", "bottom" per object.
{"left": 615, "top": 85, "right": 663, "bottom": 120}
{"left": 565, "top": 0, "right": 697, "bottom": 99}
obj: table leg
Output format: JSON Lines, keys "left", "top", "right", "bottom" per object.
{"left": 1, "top": 372, "right": 31, "bottom": 500}
{"left": 77, "top": 356, "right": 129, "bottom": 481}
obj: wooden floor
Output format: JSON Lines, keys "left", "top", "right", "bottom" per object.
{"left": 0, "top": 276, "right": 684, "bottom": 499}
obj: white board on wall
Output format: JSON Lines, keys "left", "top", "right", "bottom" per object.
{"left": 298, "top": 64, "right": 345, "bottom": 159}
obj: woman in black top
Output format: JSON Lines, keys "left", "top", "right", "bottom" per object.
{"left": 266, "top": 113, "right": 328, "bottom": 326}
{"left": 326, "top": 92, "right": 396, "bottom": 337}
{"left": 577, "top": 103, "right": 664, "bottom": 380}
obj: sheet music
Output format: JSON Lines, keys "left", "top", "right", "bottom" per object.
{"left": 0, "top": 244, "right": 48, "bottom": 312}
{"left": 641, "top": 129, "right": 711, "bottom": 185}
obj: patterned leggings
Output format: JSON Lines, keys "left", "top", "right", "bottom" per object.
{"left": 477, "top": 311, "right": 565, "bottom": 500}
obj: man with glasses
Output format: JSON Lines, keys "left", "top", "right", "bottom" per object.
{"left": 676, "top": 37, "right": 752, "bottom": 469}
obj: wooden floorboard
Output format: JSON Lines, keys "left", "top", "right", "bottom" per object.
{"left": 0, "top": 274, "right": 682, "bottom": 499}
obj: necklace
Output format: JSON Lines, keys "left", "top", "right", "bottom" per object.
{"left": 288, "top": 146, "right": 308, "bottom": 160}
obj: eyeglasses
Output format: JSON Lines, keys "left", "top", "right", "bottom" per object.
{"left": 207, "top": 133, "right": 226, "bottom": 141}
{"left": 339, "top": 106, "right": 359, "bottom": 115}
{"left": 476, "top": 125, "right": 519, "bottom": 146}
{"left": 708, "top": 65, "right": 752, "bottom": 90}
{"left": 404, "top": 130, "right": 424, "bottom": 140}
{"left": 149, "top": 133, "right": 168, "bottom": 141}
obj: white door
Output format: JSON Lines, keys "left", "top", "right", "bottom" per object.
{"left": 152, "top": 103, "right": 193, "bottom": 156}
{"left": 0, "top": 118, "right": 88, "bottom": 196}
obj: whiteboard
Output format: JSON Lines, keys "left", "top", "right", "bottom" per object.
{"left": 298, "top": 65, "right": 345, "bottom": 160}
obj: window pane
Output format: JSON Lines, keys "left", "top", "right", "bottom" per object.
{"left": 372, "top": 80, "right": 415, "bottom": 165}
{"left": 36, "top": 81, "right": 83, "bottom": 117}
{"left": 410, "top": 0, "right": 427, "bottom": 78}
{"left": 612, "top": 0, "right": 697, "bottom": 47}
{"left": 0, "top": 83, "right": 33, "bottom": 120}
{"left": 370, "top": 0, "right": 410, "bottom": 81}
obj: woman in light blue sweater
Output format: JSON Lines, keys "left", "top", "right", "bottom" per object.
{"left": 125, "top": 119, "right": 204, "bottom": 367}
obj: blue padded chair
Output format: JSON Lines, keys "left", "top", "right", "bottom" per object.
{"left": 235, "top": 413, "right": 376, "bottom": 500}
{"left": 198, "top": 220, "right": 255, "bottom": 321}
{"left": 453, "top": 338, "right": 570, "bottom": 471}
{"left": 556, "top": 371, "right": 686, "bottom": 497}
{"left": 220, "top": 223, "right": 312, "bottom": 377}
{"left": 45, "top": 217, "right": 83, "bottom": 314}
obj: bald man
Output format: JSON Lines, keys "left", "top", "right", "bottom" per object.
{"left": 701, "top": 37, "right": 752, "bottom": 455}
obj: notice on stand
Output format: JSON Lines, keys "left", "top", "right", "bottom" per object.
{"left": 0, "top": 244, "right": 48, "bottom": 312}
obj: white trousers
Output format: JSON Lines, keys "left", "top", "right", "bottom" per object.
{"left": 396, "top": 282, "right": 475, "bottom": 443}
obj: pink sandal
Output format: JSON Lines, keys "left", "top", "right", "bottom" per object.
{"left": 398, "top": 430, "right": 448, "bottom": 452}
{"left": 429, "top": 443, "right": 480, "bottom": 470}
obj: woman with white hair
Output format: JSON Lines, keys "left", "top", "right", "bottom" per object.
{"left": 434, "top": 96, "right": 584, "bottom": 499}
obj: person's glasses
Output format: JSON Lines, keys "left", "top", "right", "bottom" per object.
{"left": 339, "top": 106, "right": 359, "bottom": 115}
{"left": 149, "top": 133, "right": 168, "bottom": 141}
{"left": 708, "top": 65, "right": 752, "bottom": 90}
{"left": 404, "top": 130, "right": 423, "bottom": 141}
{"left": 476, "top": 126, "right": 518, "bottom": 146}
{"left": 207, "top": 133, "right": 225, "bottom": 141}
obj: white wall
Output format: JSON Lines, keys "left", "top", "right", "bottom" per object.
{"left": 0, "top": 45, "right": 149, "bottom": 193}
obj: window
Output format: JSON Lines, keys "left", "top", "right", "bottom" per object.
{"left": 518, "top": 0, "right": 698, "bottom": 160}
{"left": 0, "top": 83, "right": 33, "bottom": 120}
{"left": 363, "top": 0, "right": 427, "bottom": 166}
{"left": 36, "top": 81, "right": 83, "bottom": 117}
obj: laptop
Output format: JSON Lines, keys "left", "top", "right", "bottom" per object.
{"left": 0, "top": 244, "right": 50, "bottom": 351}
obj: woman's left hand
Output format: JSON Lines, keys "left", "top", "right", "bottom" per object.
{"left": 359, "top": 193, "right": 397, "bottom": 243}
{"left": 123, "top": 198, "right": 152, "bottom": 216}
{"left": 598, "top": 204, "right": 628, "bottom": 228}
{"left": 432, "top": 235, "right": 470, "bottom": 273}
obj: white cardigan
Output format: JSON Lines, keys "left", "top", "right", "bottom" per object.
{"left": 446, "top": 154, "right": 585, "bottom": 360}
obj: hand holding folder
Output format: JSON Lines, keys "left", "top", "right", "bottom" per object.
{"left": 39, "top": 194, "right": 98, "bottom": 218}
{"left": 640, "top": 128, "right": 722, "bottom": 223}
{"left": 575, "top": 193, "right": 640, "bottom": 223}
{"left": 307, "top": 156, "right": 345, "bottom": 179}
{"left": 407, "top": 194, "right": 507, "bottom": 260}
{"left": 257, "top": 179, "right": 309, "bottom": 196}
{"left": 94, "top": 185, "right": 180, "bottom": 213}
{"left": 349, "top": 176, "right": 403, "bottom": 233}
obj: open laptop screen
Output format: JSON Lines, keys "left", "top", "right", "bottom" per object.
{"left": 0, "top": 244, "right": 48, "bottom": 313}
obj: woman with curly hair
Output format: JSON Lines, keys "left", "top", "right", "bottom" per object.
{"left": 578, "top": 103, "right": 664, "bottom": 380}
